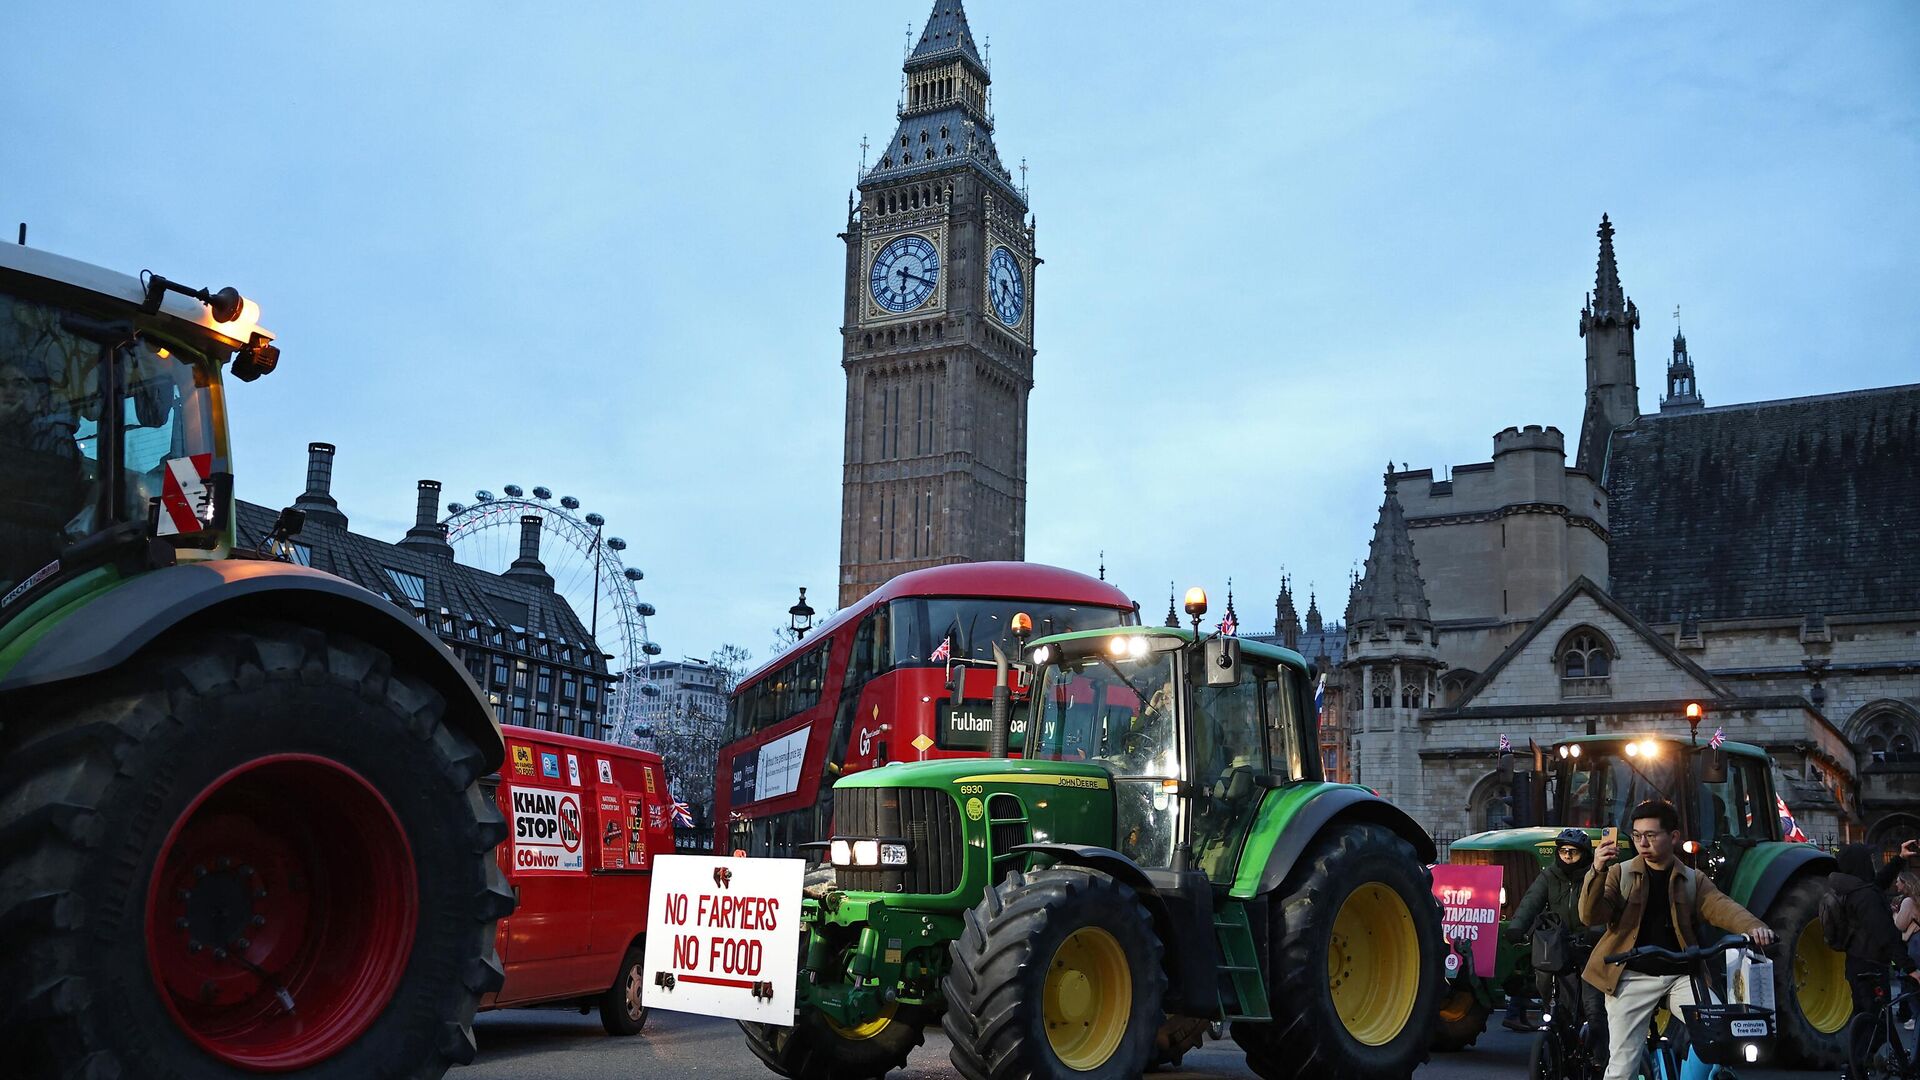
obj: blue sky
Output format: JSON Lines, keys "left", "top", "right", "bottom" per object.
{"left": 9, "top": 2, "right": 1918, "bottom": 667}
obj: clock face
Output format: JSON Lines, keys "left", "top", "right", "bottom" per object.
{"left": 869, "top": 235, "right": 940, "bottom": 314}
{"left": 988, "top": 246, "right": 1025, "bottom": 327}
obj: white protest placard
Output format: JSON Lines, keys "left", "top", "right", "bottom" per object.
{"left": 644, "top": 854, "right": 804, "bottom": 1023}
{"left": 508, "top": 785, "right": 584, "bottom": 873}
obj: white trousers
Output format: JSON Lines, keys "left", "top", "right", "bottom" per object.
{"left": 1602, "top": 970, "right": 1698, "bottom": 1080}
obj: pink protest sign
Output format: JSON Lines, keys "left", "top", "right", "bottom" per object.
{"left": 1432, "top": 864, "right": 1504, "bottom": 979}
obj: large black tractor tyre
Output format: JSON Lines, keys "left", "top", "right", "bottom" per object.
{"left": 740, "top": 1003, "right": 929, "bottom": 1079}
{"left": 943, "top": 865, "right": 1166, "bottom": 1080}
{"left": 0, "top": 621, "right": 512, "bottom": 1080}
{"left": 1233, "top": 823, "right": 1444, "bottom": 1080}
{"left": 600, "top": 945, "right": 649, "bottom": 1036}
{"left": 1766, "top": 875, "right": 1849, "bottom": 1067}
{"left": 1430, "top": 985, "right": 1491, "bottom": 1051}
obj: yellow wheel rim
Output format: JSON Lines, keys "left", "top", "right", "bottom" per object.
{"left": 1043, "top": 926, "right": 1132, "bottom": 1070}
{"left": 823, "top": 1000, "right": 898, "bottom": 1041}
{"left": 1794, "top": 917, "right": 1851, "bottom": 1034}
{"left": 1328, "top": 882, "right": 1420, "bottom": 1047}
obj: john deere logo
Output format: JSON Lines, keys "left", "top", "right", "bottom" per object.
{"left": 966, "top": 797, "right": 985, "bottom": 821}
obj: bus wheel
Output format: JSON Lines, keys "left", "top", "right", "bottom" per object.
{"left": 600, "top": 946, "right": 648, "bottom": 1036}
{"left": 1431, "top": 986, "right": 1491, "bottom": 1051}
{"left": 741, "top": 1003, "right": 927, "bottom": 1080}
{"left": 1768, "top": 876, "right": 1848, "bottom": 1067}
{"left": 1235, "top": 823, "right": 1442, "bottom": 1080}
{"left": 943, "top": 866, "right": 1165, "bottom": 1080}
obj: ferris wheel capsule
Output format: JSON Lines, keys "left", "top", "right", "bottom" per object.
{"left": 586, "top": 512, "right": 605, "bottom": 527}
{"left": 475, "top": 490, "right": 493, "bottom": 502}
{"left": 607, "top": 537, "right": 627, "bottom": 551}
{"left": 503, "top": 484, "right": 524, "bottom": 497}
{"left": 561, "top": 496, "right": 580, "bottom": 509}
{"left": 532, "top": 486, "right": 552, "bottom": 500}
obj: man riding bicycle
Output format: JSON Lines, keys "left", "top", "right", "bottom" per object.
{"left": 1581, "top": 800, "right": 1777, "bottom": 1080}
{"left": 1506, "top": 828, "right": 1610, "bottom": 1053}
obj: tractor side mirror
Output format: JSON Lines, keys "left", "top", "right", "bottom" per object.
{"left": 1700, "top": 749, "right": 1729, "bottom": 784}
{"left": 1200, "top": 637, "right": 1240, "bottom": 687}
{"left": 948, "top": 662, "right": 965, "bottom": 707}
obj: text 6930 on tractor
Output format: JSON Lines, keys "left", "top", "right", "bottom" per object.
{"left": 744, "top": 597, "right": 1445, "bottom": 1080}
{"left": 1442, "top": 730, "right": 1844, "bottom": 1067}
{"left": 0, "top": 241, "right": 511, "bottom": 1079}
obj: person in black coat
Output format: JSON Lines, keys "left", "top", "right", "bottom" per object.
{"left": 1831, "top": 841, "right": 1920, "bottom": 1070}
{"left": 1502, "top": 828, "right": 1607, "bottom": 1058}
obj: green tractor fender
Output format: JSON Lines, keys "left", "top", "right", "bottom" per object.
{"left": 1730, "top": 841, "right": 1836, "bottom": 915}
{"left": 0, "top": 559, "right": 503, "bottom": 770}
{"left": 1011, "top": 842, "right": 1227, "bottom": 1018}
{"left": 1238, "top": 785, "right": 1438, "bottom": 899}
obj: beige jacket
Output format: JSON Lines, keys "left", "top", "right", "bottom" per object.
{"left": 1578, "top": 854, "right": 1764, "bottom": 995}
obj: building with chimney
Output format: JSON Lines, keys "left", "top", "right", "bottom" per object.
{"left": 838, "top": 0, "right": 1038, "bottom": 606}
{"left": 1340, "top": 217, "right": 1919, "bottom": 846}
{"left": 235, "top": 442, "right": 620, "bottom": 739}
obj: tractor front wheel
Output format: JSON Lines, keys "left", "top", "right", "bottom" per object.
{"left": 741, "top": 1003, "right": 928, "bottom": 1079}
{"left": 943, "top": 866, "right": 1166, "bottom": 1080}
{"left": 1431, "top": 985, "right": 1492, "bottom": 1051}
{"left": 1768, "top": 876, "right": 1849, "bottom": 1067}
{"left": 1234, "top": 823, "right": 1443, "bottom": 1080}
{"left": 0, "top": 621, "right": 510, "bottom": 1079}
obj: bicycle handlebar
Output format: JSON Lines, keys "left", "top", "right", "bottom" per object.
{"left": 1605, "top": 933, "right": 1770, "bottom": 967}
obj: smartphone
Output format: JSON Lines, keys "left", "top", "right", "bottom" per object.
{"left": 1602, "top": 826, "right": 1619, "bottom": 847}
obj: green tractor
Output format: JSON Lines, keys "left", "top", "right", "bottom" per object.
{"left": 743, "top": 618, "right": 1444, "bottom": 1080}
{"left": 1441, "top": 732, "right": 1846, "bottom": 1066}
{"left": 0, "top": 242, "right": 511, "bottom": 1078}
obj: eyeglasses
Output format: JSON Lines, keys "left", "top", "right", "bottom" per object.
{"left": 1556, "top": 847, "right": 1585, "bottom": 858}
{"left": 1629, "top": 831, "right": 1670, "bottom": 842}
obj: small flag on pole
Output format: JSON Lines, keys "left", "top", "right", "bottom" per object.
{"left": 1708, "top": 726, "right": 1725, "bottom": 749}
{"left": 670, "top": 799, "right": 695, "bottom": 829}
{"left": 1776, "top": 794, "right": 1808, "bottom": 843}
{"left": 1498, "top": 733, "right": 1512, "bottom": 754}
{"left": 1313, "top": 673, "right": 1326, "bottom": 722}
{"left": 930, "top": 634, "right": 952, "bottom": 662}
{"left": 1219, "top": 610, "right": 1238, "bottom": 636}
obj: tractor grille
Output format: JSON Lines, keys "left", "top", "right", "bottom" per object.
{"left": 1448, "top": 848, "right": 1541, "bottom": 919}
{"left": 834, "top": 786, "right": 964, "bottom": 896}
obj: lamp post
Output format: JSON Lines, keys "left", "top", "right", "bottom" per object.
{"left": 789, "top": 587, "right": 816, "bottom": 641}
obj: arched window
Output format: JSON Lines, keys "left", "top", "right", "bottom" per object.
{"left": 1468, "top": 773, "right": 1516, "bottom": 833}
{"left": 1559, "top": 631, "right": 1611, "bottom": 678}
{"left": 1850, "top": 701, "right": 1920, "bottom": 764}
{"left": 1400, "top": 675, "right": 1423, "bottom": 710}
{"left": 1369, "top": 670, "right": 1391, "bottom": 709}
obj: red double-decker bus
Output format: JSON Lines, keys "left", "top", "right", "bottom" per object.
{"left": 714, "top": 562, "right": 1136, "bottom": 856}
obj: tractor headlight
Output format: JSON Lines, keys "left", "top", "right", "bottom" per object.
{"left": 852, "top": 840, "right": 880, "bottom": 866}
{"left": 880, "top": 842, "right": 909, "bottom": 866}
{"left": 830, "top": 839, "right": 852, "bottom": 866}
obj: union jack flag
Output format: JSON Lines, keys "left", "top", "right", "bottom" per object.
{"left": 1708, "top": 726, "right": 1726, "bottom": 749}
{"left": 1219, "top": 610, "right": 1237, "bottom": 637}
{"left": 930, "top": 634, "right": 952, "bottom": 662}
{"left": 671, "top": 799, "right": 694, "bottom": 829}
{"left": 1313, "top": 673, "right": 1326, "bottom": 722}
{"left": 1776, "top": 794, "right": 1809, "bottom": 843}
{"left": 1498, "top": 733, "right": 1512, "bottom": 754}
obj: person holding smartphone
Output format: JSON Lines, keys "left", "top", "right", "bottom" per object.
{"left": 1580, "top": 800, "right": 1776, "bottom": 1080}
{"left": 1828, "top": 839, "right": 1920, "bottom": 1070}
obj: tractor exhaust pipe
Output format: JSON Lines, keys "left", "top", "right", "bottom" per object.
{"left": 989, "top": 643, "right": 1012, "bottom": 759}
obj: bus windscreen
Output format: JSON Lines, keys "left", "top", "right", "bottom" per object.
{"left": 889, "top": 598, "right": 1130, "bottom": 666}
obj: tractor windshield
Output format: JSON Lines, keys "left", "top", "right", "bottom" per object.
{"left": 0, "top": 287, "right": 219, "bottom": 598}
{"left": 1556, "top": 744, "right": 1680, "bottom": 828}
{"left": 1028, "top": 648, "right": 1179, "bottom": 866}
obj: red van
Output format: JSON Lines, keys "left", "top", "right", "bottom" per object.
{"left": 481, "top": 726, "right": 676, "bottom": 1034}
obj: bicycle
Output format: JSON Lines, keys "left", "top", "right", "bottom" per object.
{"left": 1529, "top": 943, "right": 1606, "bottom": 1080}
{"left": 1849, "top": 970, "right": 1920, "bottom": 1080}
{"left": 1604, "top": 934, "right": 1776, "bottom": 1080}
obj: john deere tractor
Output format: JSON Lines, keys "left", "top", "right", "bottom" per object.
{"left": 743, "top": 615, "right": 1444, "bottom": 1080}
{"left": 1443, "top": 732, "right": 1845, "bottom": 1066}
{"left": 0, "top": 242, "right": 511, "bottom": 1078}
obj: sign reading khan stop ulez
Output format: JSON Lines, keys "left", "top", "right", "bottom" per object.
{"left": 643, "top": 854, "right": 803, "bottom": 1023}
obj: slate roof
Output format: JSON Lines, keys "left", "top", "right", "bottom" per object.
{"left": 1347, "top": 471, "right": 1433, "bottom": 625}
{"left": 909, "top": 0, "right": 983, "bottom": 69}
{"left": 234, "top": 499, "right": 606, "bottom": 667}
{"left": 1606, "top": 383, "right": 1920, "bottom": 622}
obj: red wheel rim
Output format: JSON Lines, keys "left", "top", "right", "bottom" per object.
{"left": 144, "top": 753, "right": 418, "bottom": 1071}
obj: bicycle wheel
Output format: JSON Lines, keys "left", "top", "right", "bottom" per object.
{"left": 1850, "top": 1011, "right": 1897, "bottom": 1080}
{"left": 1529, "top": 1030, "right": 1563, "bottom": 1080}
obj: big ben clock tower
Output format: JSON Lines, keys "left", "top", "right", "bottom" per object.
{"left": 838, "top": 0, "right": 1037, "bottom": 607}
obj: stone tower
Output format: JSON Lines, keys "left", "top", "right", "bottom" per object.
{"left": 1273, "top": 574, "right": 1301, "bottom": 650}
{"left": 1344, "top": 468, "right": 1443, "bottom": 803}
{"left": 1659, "top": 323, "right": 1704, "bottom": 412}
{"left": 1575, "top": 214, "right": 1640, "bottom": 477}
{"left": 837, "top": 0, "right": 1037, "bottom": 606}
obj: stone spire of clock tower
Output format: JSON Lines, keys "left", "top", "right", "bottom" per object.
{"left": 837, "top": 0, "right": 1039, "bottom": 607}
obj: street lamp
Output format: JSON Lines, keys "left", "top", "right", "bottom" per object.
{"left": 789, "top": 587, "right": 816, "bottom": 641}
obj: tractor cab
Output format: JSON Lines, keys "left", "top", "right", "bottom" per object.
{"left": 1023, "top": 625, "right": 1317, "bottom": 884}
{"left": 1545, "top": 733, "right": 1780, "bottom": 888}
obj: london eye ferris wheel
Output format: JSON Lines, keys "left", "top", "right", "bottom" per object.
{"left": 441, "top": 485, "right": 659, "bottom": 742}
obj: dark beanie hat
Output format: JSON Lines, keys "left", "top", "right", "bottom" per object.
{"left": 1837, "top": 842, "right": 1876, "bottom": 881}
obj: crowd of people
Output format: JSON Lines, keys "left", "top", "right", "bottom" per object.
{"left": 1498, "top": 799, "right": 1918, "bottom": 1079}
